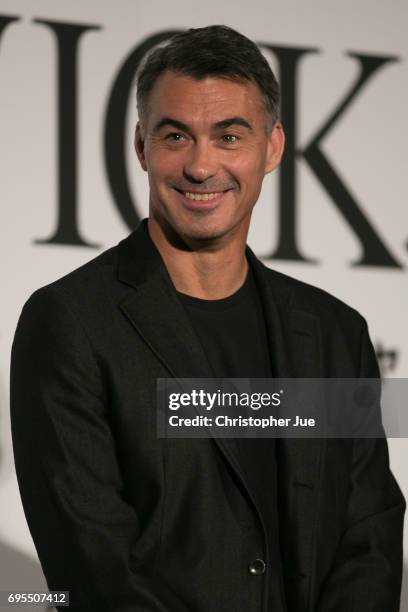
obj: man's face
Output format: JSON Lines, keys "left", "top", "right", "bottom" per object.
{"left": 135, "top": 70, "right": 284, "bottom": 246}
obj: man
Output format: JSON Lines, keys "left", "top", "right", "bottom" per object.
{"left": 10, "top": 25, "right": 404, "bottom": 612}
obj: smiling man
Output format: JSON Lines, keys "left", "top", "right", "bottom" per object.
{"left": 11, "top": 25, "right": 404, "bottom": 612}
{"left": 136, "top": 72, "right": 282, "bottom": 259}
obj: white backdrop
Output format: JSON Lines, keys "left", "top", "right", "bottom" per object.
{"left": 1, "top": 0, "right": 407, "bottom": 608}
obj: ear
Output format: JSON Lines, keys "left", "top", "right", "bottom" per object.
{"left": 134, "top": 122, "right": 147, "bottom": 171}
{"left": 264, "top": 121, "right": 285, "bottom": 175}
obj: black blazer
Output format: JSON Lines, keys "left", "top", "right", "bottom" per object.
{"left": 10, "top": 220, "right": 405, "bottom": 612}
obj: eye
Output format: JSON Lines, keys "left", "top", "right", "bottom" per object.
{"left": 165, "top": 132, "right": 187, "bottom": 142}
{"left": 221, "top": 134, "right": 239, "bottom": 144}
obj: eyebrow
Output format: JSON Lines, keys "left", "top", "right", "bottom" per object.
{"left": 153, "top": 117, "right": 190, "bottom": 133}
{"left": 152, "top": 116, "right": 253, "bottom": 133}
{"left": 214, "top": 116, "right": 253, "bottom": 131}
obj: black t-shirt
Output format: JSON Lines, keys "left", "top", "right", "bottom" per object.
{"left": 177, "top": 266, "right": 272, "bottom": 379}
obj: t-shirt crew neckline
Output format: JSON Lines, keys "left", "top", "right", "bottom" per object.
{"left": 176, "top": 269, "right": 253, "bottom": 312}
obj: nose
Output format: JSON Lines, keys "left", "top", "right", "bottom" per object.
{"left": 183, "top": 141, "right": 217, "bottom": 184}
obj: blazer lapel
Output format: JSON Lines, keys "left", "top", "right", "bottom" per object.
{"left": 116, "top": 220, "right": 210, "bottom": 379}
{"left": 120, "top": 277, "right": 214, "bottom": 380}
{"left": 247, "top": 247, "right": 322, "bottom": 379}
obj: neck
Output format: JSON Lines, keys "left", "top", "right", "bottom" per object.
{"left": 147, "top": 217, "right": 249, "bottom": 300}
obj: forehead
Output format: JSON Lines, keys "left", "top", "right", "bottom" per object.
{"left": 144, "top": 71, "right": 266, "bottom": 128}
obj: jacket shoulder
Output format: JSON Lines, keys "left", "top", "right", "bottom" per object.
{"left": 42, "top": 244, "right": 118, "bottom": 292}
{"left": 19, "top": 243, "right": 122, "bottom": 324}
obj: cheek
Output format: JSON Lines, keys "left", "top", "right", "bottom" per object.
{"left": 228, "top": 154, "right": 265, "bottom": 190}
{"left": 147, "top": 150, "right": 183, "bottom": 182}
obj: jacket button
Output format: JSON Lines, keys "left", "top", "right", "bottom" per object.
{"left": 248, "top": 558, "right": 266, "bottom": 575}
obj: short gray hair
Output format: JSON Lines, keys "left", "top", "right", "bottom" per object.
{"left": 136, "top": 25, "right": 280, "bottom": 131}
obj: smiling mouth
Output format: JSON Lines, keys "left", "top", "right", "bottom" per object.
{"left": 175, "top": 188, "right": 229, "bottom": 202}
{"left": 184, "top": 191, "right": 224, "bottom": 201}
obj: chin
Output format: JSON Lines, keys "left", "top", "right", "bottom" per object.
{"left": 181, "top": 223, "right": 238, "bottom": 245}
{"left": 185, "top": 230, "right": 223, "bottom": 242}
{"left": 156, "top": 204, "right": 245, "bottom": 246}
{"left": 162, "top": 212, "right": 217, "bottom": 240}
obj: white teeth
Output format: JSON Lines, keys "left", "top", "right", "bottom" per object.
{"left": 184, "top": 191, "right": 221, "bottom": 201}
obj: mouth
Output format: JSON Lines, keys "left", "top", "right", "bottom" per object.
{"left": 184, "top": 191, "right": 224, "bottom": 201}
{"left": 174, "top": 188, "right": 230, "bottom": 207}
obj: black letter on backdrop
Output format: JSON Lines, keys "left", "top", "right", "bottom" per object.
{"left": 34, "top": 19, "right": 100, "bottom": 247}
{"left": 261, "top": 44, "right": 401, "bottom": 267}
{"left": 104, "top": 30, "right": 180, "bottom": 230}
{"left": 260, "top": 45, "right": 317, "bottom": 263}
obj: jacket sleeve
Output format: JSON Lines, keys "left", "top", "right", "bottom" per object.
{"left": 316, "top": 318, "right": 405, "bottom": 611}
{"left": 10, "top": 287, "right": 191, "bottom": 612}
